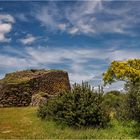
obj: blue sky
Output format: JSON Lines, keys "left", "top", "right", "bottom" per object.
{"left": 0, "top": 1, "right": 140, "bottom": 91}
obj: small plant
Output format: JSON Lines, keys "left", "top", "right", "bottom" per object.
{"left": 38, "top": 82, "right": 110, "bottom": 127}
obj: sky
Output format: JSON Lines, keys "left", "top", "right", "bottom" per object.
{"left": 0, "top": 1, "right": 140, "bottom": 91}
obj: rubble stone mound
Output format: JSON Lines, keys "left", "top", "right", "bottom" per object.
{"left": 0, "top": 69, "right": 70, "bottom": 107}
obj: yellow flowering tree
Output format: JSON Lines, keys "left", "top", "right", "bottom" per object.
{"left": 103, "top": 59, "right": 140, "bottom": 85}
{"left": 103, "top": 59, "right": 140, "bottom": 121}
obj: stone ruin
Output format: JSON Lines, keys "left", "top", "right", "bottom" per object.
{"left": 0, "top": 69, "right": 71, "bottom": 107}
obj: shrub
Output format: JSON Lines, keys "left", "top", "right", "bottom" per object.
{"left": 115, "top": 81, "right": 140, "bottom": 122}
{"left": 103, "top": 90, "right": 126, "bottom": 119}
{"left": 114, "top": 94, "right": 128, "bottom": 121}
{"left": 38, "top": 83, "right": 110, "bottom": 127}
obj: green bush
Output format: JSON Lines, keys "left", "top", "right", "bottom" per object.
{"left": 114, "top": 94, "right": 128, "bottom": 121}
{"left": 103, "top": 90, "right": 126, "bottom": 119}
{"left": 115, "top": 81, "right": 140, "bottom": 122}
{"left": 38, "top": 83, "right": 110, "bottom": 127}
{"left": 103, "top": 91, "right": 122, "bottom": 111}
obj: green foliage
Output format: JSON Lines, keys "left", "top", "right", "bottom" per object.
{"left": 38, "top": 83, "right": 110, "bottom": 127}
{"left": 103, "top": 90, "right": 125, "bottom": 119}
{"left": 115, "top": 82, "right": 140, "bottom": 122}
{"left": 106, "top": 90, "right": 121, "bottom": 96}
{"left": 125, "top": 82, "right": 140, "bottom": 122}
{"left": 113, "top": 93, "right": 128, "bottom": 121}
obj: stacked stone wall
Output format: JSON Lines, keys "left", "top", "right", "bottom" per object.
{"left": 0, "top": 70, "right": 70, "bottom": 107}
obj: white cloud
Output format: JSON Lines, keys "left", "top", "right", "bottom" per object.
{"left": 0, "top": 55, "right": 29, "bottom": 68}
{"left": 111, "top": 50, "right": 140, "bottom": 61}
{"left": 26, "top": 47, "right": 107, "bottom": 65}
{"left": 26, "top": 46, "right": 140, "bottom": 66}
{"left": 20, "top": 34, "right": 36, "bottom": 45}
{"left": 16, "top": 13, "right": 28, "bottom": 22}
{"left": 35, "top": 3, "right": 61, "bottom": 30}
{"left": 68, "top": 27, "right": 79, "bottom": 34}
{"left": 0, "top": 34, "right": 11, "bottom": 42}
{"left": 0, "top": 23, "right": 12, "bottom": 33}
{"left": 0, "top": 14, "right": 14, "bottom": 42}
{"left": 35, "top": 1, "right": 101, "bottom": 35}
{"left": 0, "top": 14, "right": 14, "bottom": 23}
{"left": 34, "top": 1, "right": 140, "bottom": 36}
{"left": 69, "top": 73, "right": 95, "bottom": 84}
{"left": 104, "top": 81, "right": 125, "bottom": 92}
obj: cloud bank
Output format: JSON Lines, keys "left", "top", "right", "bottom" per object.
{"left": 35, "top": 1, "right": 140, "bottom": 36}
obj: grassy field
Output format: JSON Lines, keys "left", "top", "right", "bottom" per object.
{"left": 0, "top": 107, "right": 140, "bottom": 139}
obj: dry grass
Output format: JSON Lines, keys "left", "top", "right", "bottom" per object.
{"left": 0, "top": 69, "right": 66, "bottom": 84}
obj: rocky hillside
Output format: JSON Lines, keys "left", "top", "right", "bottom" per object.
{"left": 0, "top": 69, "right": 71, "bottom": 107}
